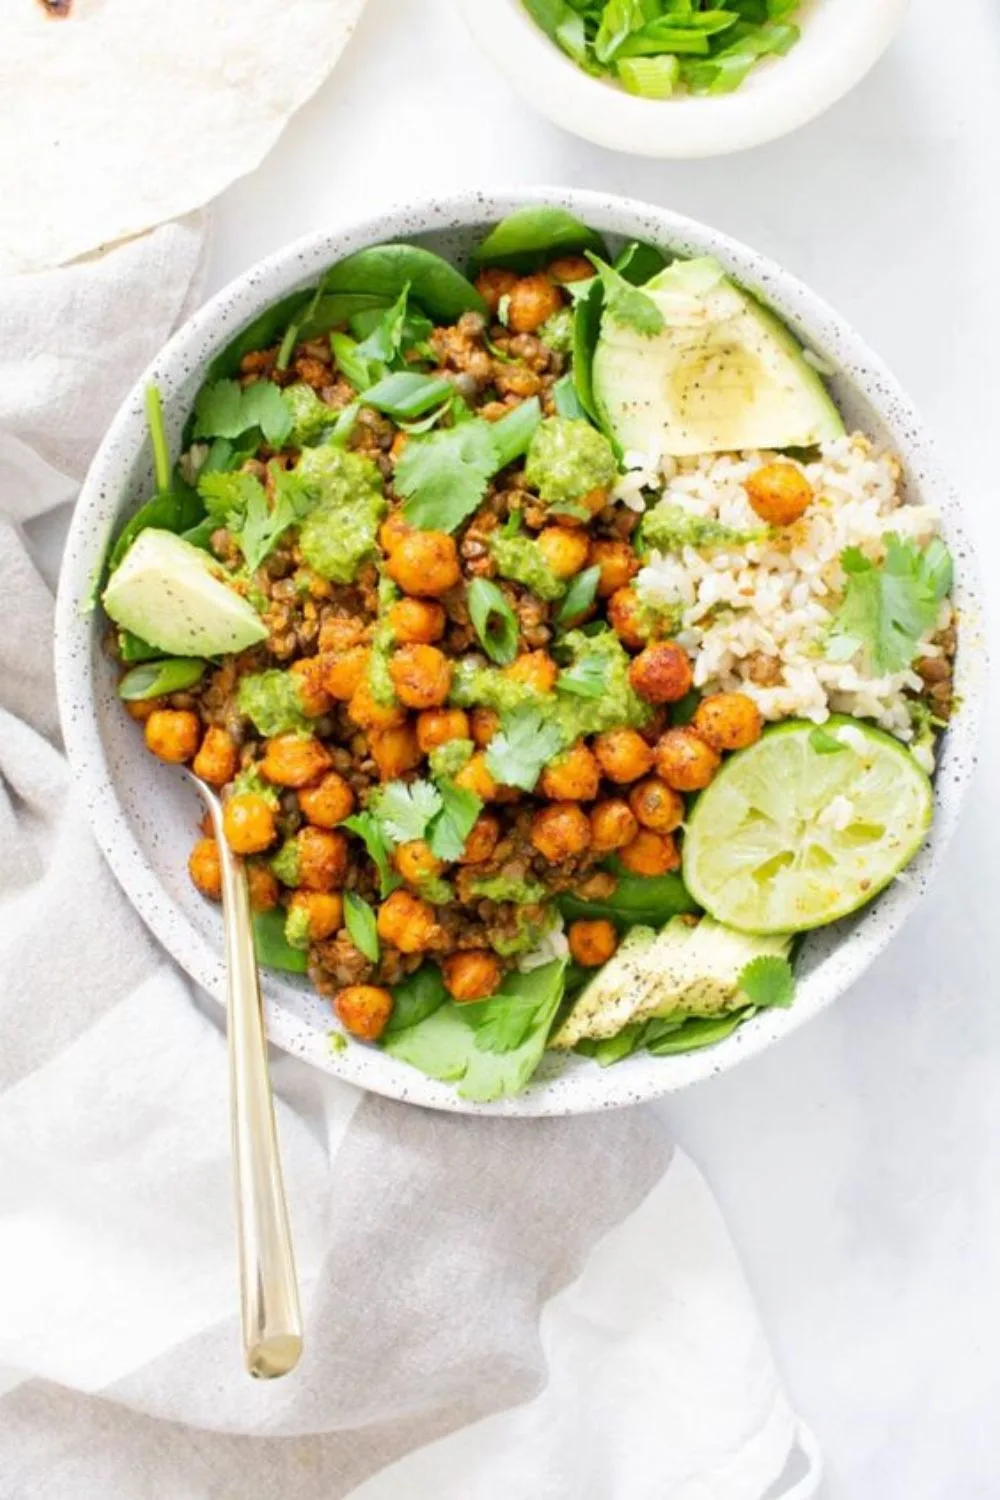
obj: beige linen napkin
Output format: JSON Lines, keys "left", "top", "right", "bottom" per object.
{"left": 0, "top": 224, "right": 821, "bottom": 1500}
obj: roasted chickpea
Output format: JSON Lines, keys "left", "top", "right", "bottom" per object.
{"left": 318, "top": 615, "right": 366, "bottom": 653}
{"left": 347, "top": 679, "right": 407, "bottom": 731}
{"left": 629, "top": 777, "right": 685, "bottom": 834}
{"left": 589, "top": 799, "right": 639, "bottom": 854}
{"left": 289, "top": 656, "right": 333, "bottom": 717}
{"left": 692, "top": 692, "right": 764, "bottom": 751}
{"left": 590, "top": 539, "right": 638, "bottom": 598}
{"left": 222, "top": 793, "right": 277, "bottom": 855}
{"left": 629, "top": 643, "right": 694, "bottom": 705}
{"left": 539, "top": 741, "right": 601, "bottom": 801}
{"left": 745, "top": 462, "right": 813, "bottom": 526}
{"left": 389, "top": 431, "right": 409, "bottom": 464}
{"left": 530, "top": 802, "right": 591, "bottom": 861}
{"left": 389, "top": 597, "right": 446, "bottom": 645}
{"left": 188, "top": 838, "right": 222, "bottom": 900}
{"left": 246, "top": 863, "right": 280, "bottom": 912}
{"left": 454, "top": 750, "right": 500, "bottom": 801}
{"left": 369, "top": 722, "right": 423, "bottom": 780}
{"left": 260, "top": 733, "right": 332, "bottom": 788}
{"left": 144, "top": 709, "right": 200, "bottom": 764}
{"left": 125, "top": 696, "right": 165, "bottom": 722}
{"left": 593, "top": 728, "right": 655, "bottom": 784}
{"left": 386, "top": 530, "right": 461, "bottom": 597}
{"left": 470, "top": 706, "right": 500, "bottom": 747}
{"left": 458, "top": 812, "right": 501, "bottom": 865}
{"left": 416, "top": 708, "right": 470, "bottom": 754}
{"left": 654, "top": 727, "right": 721, "bottom": 791}
{"left": 536, "top": 526, "right": 591, "bottom": 580}
{"left": 297, "top": 826, "right": 348, "bottom": 892}
{"left": 378, "top": 510, "right": 413, "bottom": 555}
{"left": 298, "top": 770, "right": 355, "bottom": 828}
{"left": 377, "top": 889, "right": 439, "bottom": 953}
{"left": 289, "top": 889, "right": 343, "bottom": 942}
{"left": 191, "top": 726, "right": 238, "bottom": 787}
{"left": 335, "top": 985, "right": 394, "bottom": 1042}
{"left": 320, "top": 646, "right": 370, "bottom": 702}
{"left": 503, "top": 650, "right": 557, "bottom": 695}
{"left": 607, "top": 586, "right": 651, "bottom": 650}
{"left": 442, "top": 950, "right": 503, "bottom": 1003}
{"left": 546, "top": 255, "right": 595, "bottom": 284}
{"left": 389, "top": 644, "right": 453, "bottom": 710}
{"left": 474, "top": 266, "right": 519, "bottom": 315}
{"left": 568, "top": 918, "right": 618, "bottom": 968}
{"left": 395, "top": 840, "right": 445, "bottom": 885}
{"left": 619, "top": 829, "right": 680, "bottom": 877}
{"left": 507, "top": 272, "right": 563, "bottom": 334}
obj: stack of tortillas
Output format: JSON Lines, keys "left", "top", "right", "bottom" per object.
{"left": 0, "top": 0, "right": 367, "bottom": 275}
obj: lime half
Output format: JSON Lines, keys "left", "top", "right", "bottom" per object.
{"left": 682, "top": 717, "right": 933, "bottom": 934}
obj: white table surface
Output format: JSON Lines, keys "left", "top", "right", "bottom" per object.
{"left": 38, "top": 0, "right": 999, "bottom": 1493}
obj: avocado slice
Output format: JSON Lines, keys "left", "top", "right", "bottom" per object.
{"left": 103, "top": 528, "right": 268, "bottom": 657}
{"left": 592, "top": 257, "right": 844, "bottom": 458}
{"left": 552, "top": 914, "right": 791, "bottom": 1048}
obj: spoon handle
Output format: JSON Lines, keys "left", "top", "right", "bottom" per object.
{"left": 201, "top": 787, "right": 303, "bottom": 1378}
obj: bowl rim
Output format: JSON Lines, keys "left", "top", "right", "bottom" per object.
{"left": 455, "top": 0, "right": 911, "bottom": 158}
{"left": 54, "top": 185, "right": 986, "bottom": 1116}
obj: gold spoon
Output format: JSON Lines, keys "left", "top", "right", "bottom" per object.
{"left": 190, "top": 773, "right": 303, "bottom": 1378}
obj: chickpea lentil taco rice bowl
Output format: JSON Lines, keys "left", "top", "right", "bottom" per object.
{"left": 55, "top": 189, "right": 985, "bottom": 1116}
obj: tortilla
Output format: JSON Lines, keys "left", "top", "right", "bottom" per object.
{"left": 0, "top": 0, "right": 366, "bottom": 275}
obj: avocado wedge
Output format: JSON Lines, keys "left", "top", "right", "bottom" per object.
{"left": 552, "top": 915, "right": 791, "bottom": 1049}
{"left": 103, "top": 528, "right": 268, "bottom": 657}
{"left": 592, "top": 257, "right": 844, "bottom": 458}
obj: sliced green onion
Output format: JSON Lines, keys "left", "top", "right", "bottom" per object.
{"left": 344, "top": 891, "right": 380, "bottom": 962}
{"left": 555, "top": 564, "right": 601, "bottom": 628}
{"left": 144, "top": 385, "right": 172, "bottom": 495}
{"left": 617, "top": 54, "right": 681, "bottom": 98}
{"left": 552, "top": 374, "right": 587, "bottom": 420}
{"left": 118, "top": 658, "right": 207, "bottom": 700}
{"left": 361, "top": 372, "right": 453, "bottom": 420}
{"left": 490, "top": 396, "right": 542, "bottom": 469}
{"left": 467, "top": 577, "right": 520, "bottom": 666}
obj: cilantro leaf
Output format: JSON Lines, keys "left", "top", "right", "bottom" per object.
{"left": 193, "top": 378, "right": 293, "bottom": 447}
{"left": 428, "top": 779, "right": 483, "bottom": 862}
{"left": 465, "top": 959, "right": 568, "bottom": 1053}
{"left": 738, "top": 955, "right": 795, "bottom": 1009}
{"left": 396, "top": 400, "right": 541, "bottom": 533}
{"left": 828, "top": 534, "right": 953, "bottom": 676}
{"left": 809, "top": 726, "right": 846, "bottom": 755}
{"left": 485, "top": 704, "right": 566, "bottom": 791}
{"left": 374, "top": 779, "right": 442, "bottom": 845}
{"left": 396, "top": 420, "right": 499, "bottom": 532}
{"left": 344, "top": 891, "right": 380, "bottom": 963}
{"left": 235, "top": 466, "right": 312, "bottom": 573}
{"left": 340, "top": 812, "right": 401, "bottom": 898}
{"left": 586, "top": 253, "right": 664, "bottom": 337}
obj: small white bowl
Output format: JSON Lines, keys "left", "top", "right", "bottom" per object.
{"left": 457, "top": 0, "right": 910, "bottom": 157}
{"left": 55, "top": 187, "right": 985, "bottom": 1116}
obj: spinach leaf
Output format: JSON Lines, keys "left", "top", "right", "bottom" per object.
{"left": 558, "top": 869, "right": 699, "bottom": 927}
{"left": 572, "top": 277, "right": 605, "bottom": 422}
{"left": 106, "top": 385, "right": 204, "bottom": 572}
{"left": 384, "top": 964, "right": 448, "bottom": 1037}
{"left": 117, "top": 658, "right": 207, "bottom": 700}
{"left": 318, "top": 244, "right": 486, "bottom": 323}
{"left": 383, "top": 960, "right": 566, "bottom": 1102}
{"left": 645, "top": 1010, "right": 750, "bottom": 1055}
{"left": 344, "top": 891, "right": 380, "bottom": 963}
{"left": 471, "top": 206, "right": 608, "bottom": 271}
{"left": 613, "top": 240, "right": 668, "bottom": 285}
{"left": 253, "top": 908, "right": 308, "bottom": 975}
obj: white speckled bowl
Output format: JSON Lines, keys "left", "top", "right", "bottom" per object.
{"left": 457, "top": 0, "right": 910, "bottom": 159}
{"left": 55, "top": 188, "right": 986, "bottom": 1116}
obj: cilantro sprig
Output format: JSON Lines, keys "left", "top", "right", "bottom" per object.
{"left": 396, "top": 399, "right": 541, "bottom": 533}
{"left": 828, "top": 534, "right": 953, "bottom": 677}
{"left": 193, "top": 379, "right": 293, "bottom": 448}
{"left": 586, "top": 253, "right": 664, "bottom": 337}
{"left": 197, "top": 463, "right": 312, "bottom": 574}
{"left": 485, "top": 704, "right": 566, "bottom": 791}
{"left": 737, "top": 955, "right": 795, "bottom": 1010}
